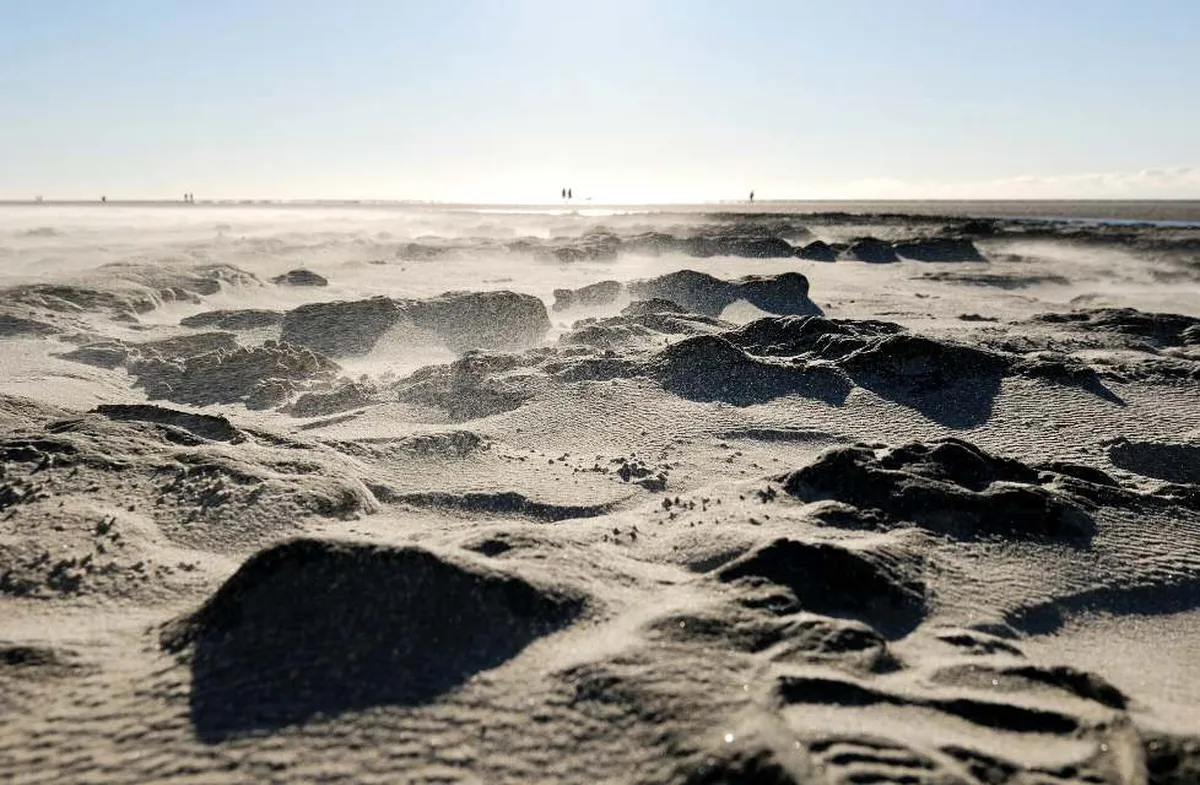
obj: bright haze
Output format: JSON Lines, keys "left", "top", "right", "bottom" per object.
{"left": 3, "top": 0, "right": 1198, "bottom": 203}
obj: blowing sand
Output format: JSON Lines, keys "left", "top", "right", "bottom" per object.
{"left": 2, "top": 203, "right": 1199, "bottom": 783}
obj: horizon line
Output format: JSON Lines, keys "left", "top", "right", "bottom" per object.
{"left": 4, "top": 197, "right": 1200, "bottom": 207}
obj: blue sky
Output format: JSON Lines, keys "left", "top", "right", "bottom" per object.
{"left": 2, "top": 0, "right": 1198, "bottom": 202}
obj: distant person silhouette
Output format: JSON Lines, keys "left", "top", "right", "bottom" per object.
{"left": 568, "top": 188, "right": 573, "bottom": 200}
{"left": 101, "top": 196, "right": 106, "bottom": 204}
{"left": 561, "top": 187, "right": 566, "bottom": 200}
{"left": 749, "top": 190, "right": 754, "bottom": 204}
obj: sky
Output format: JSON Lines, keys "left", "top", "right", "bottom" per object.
{"left": 2, "top": 0, "right": 1198, "bottom": 203}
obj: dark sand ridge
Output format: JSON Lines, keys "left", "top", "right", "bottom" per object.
{"left": 2, "top": 207, "right": 1200, "bottom": 784}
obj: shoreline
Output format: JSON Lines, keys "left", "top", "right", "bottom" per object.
{"left": 3, "top": 198, "right": 1200, "bottom": 225}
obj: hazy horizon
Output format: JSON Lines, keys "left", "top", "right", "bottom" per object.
{"left": 3, "top": 1, "right": 1198, "bottom": 203}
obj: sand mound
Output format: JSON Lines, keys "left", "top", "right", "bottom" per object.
{"left": 1, "top": 427, "right": 188, "bottom": 599}
{"left": 179, "top": 309, "right": 283, "bottom": 330}
{"left": 775, "top": 673, "right": 1083, "bottom": 734}
{"left": 653, "top": 335, "right": 852, "bottom": 406}
{"left": 57, "top": 331, "right": 350, "bottom": 411}
{"left": 796, "top": 240, "right": 837, "bottom": 262}
{"left": 644, "top": 607, "right": 790, "bottom": 653}
{"left": 538, "top": 225, "right": 799, "bottom": 262}
{"left": 843, "top": 237, "right": 899, "bottom": 263}
{"left": 280, "top": 296, "right": 403, "bottom": 356}
{"left": 945, "top": 218, "right": 1001, "bottom": 236}
{"left": 839, "top": 333, "right": 1009, "bottom": 393}
{"left": 621, "top": 298, "right": 689, "bottom": 316}
{"left": 287, "top": 381, "right": 378, "bottom": 417}
{"left": 371, "top": 488, "right": 614, "bottom": 521}
{"left": 130, "top": 340, "right": 341, "bottom": 408}
{"left": 918, "top": 269, "right": 1071, "bottom": 289}
{"left": 682, "top": 234, "right": 796, "bottom": 259}
{"left": 1008, "top": 353, "right": 1125, "bottom": 404}
{"left": 1, "top": 409, "right": 378, "bottom": 566}
{"left": 765, "top": 616, "right": 895, "bottom": 672}
{"left": 59, "top": 332, "right": 239, "bottom": 371}
{"left": 628, "top": 270, "right": 821, "bottom": 318}
{"left": 92, "top": 404, "right": 243, "bottom": 443}
{"left": 281, "top": 291, "right": 550, "bottom": 357}
{"left": 161, "top": 538, "right": 586, "bottom": 739}
{"left": 461, "top": 530, "right": 556, "bottom": 557}
{"left": 893, "top": 236, "right": 985, "bottom": 262}
{"left": 558, "top": 307, "right": 728, "bottom": 356}
{"left": 780, "top": 438, "right": 1095, "bottom": 540}
{"left": 807, "top": 738, "right": 956, "bottom": 785}
{"left": 934, "top": 627, "right": 1025, "bottom": 657}
{"left": 726, "top": 315, "right": 903, "bottom": 358}
{"left": 394, "top": 351, "right": 537, "bottom": 420}
{"left": 552, "top": 280, "right": 623, "bottom": 311}
{"left": 0, "top": 263, "right": 260, "bottom": 330}
{"left": 160, "top": 450, "right": 376, "bottom": 530}
{"left": 835, "top": 235, "right": 985, "bottom": 264}
{"left": 1032, "top": 308, "right": 1200, "bottom": 349}
{"left": 716, "top": 316, "right": 1017, "bottom": 425}
{"left": 716, "top": 538, "right": 926, "bottom": 637}
{"left": 0, "top": 313, "right": 59, "bottom": 338}
{"left": 930, "top": 662, "right": 1128, "bottom": 709}
{"left": 535, "top": 229, "right": 621, "bottom": 262}
{"left": 406, "top": 290, "right": 551, "bottom": 353}
{"left": 325, "top": 429, "right": 488, "bottom": 460}
{"left": 270, "top": 269, "right": 327, "bottom": 287}
{"left": 647, "top": 603, "right": 897, "bottom": 674}
{"left": 396, "top": 240, "right": 455, "bottom": 260}
{"left": 140, "top": 332, "right": 242, "bottom": 358}
{"left": 730, "top": 314, "right": 987, "bottom": 371}
{"left": 417, "top": 307, "right": 1122, "bottom": 426}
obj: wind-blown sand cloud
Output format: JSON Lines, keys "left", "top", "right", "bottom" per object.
{"left": 829, "top": 166, "right": 1200, "bottom": 200}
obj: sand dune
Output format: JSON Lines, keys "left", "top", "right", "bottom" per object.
{"left": 2, "top": 204, "right": 1199, "bottom": 783}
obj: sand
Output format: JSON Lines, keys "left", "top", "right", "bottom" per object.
{"left": 2, "top": 203, "right": 1199, "bottom": 784}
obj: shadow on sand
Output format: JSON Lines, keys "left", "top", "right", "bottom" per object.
{"left": 1010, "top": 577, "right": 1200, "bottom": 636}
{"left": 162, "top": 539, "right": 584, "bottom": 742}
{"left": 655, "top": 335, "right": 853, "bottom": 407}
{"left": 848, "top": 374, "right": 1003, "bottom": 430}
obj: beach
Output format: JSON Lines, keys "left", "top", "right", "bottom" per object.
{"left": 2, "top": 202, "right": 1199, "bottom": 784}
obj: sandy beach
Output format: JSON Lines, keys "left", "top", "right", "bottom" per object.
{"left": 2, "top": 202, "right": 1199, "bottom": 784}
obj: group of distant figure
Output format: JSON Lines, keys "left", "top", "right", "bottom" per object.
{"left": 91, "top": 190, "right": 756, "bottom": 207}
{"left": 552, "top": 188, "right": 755, "bottom": 203}
{"left": 96, "top": 193, "right": 195, "bottom": 204}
